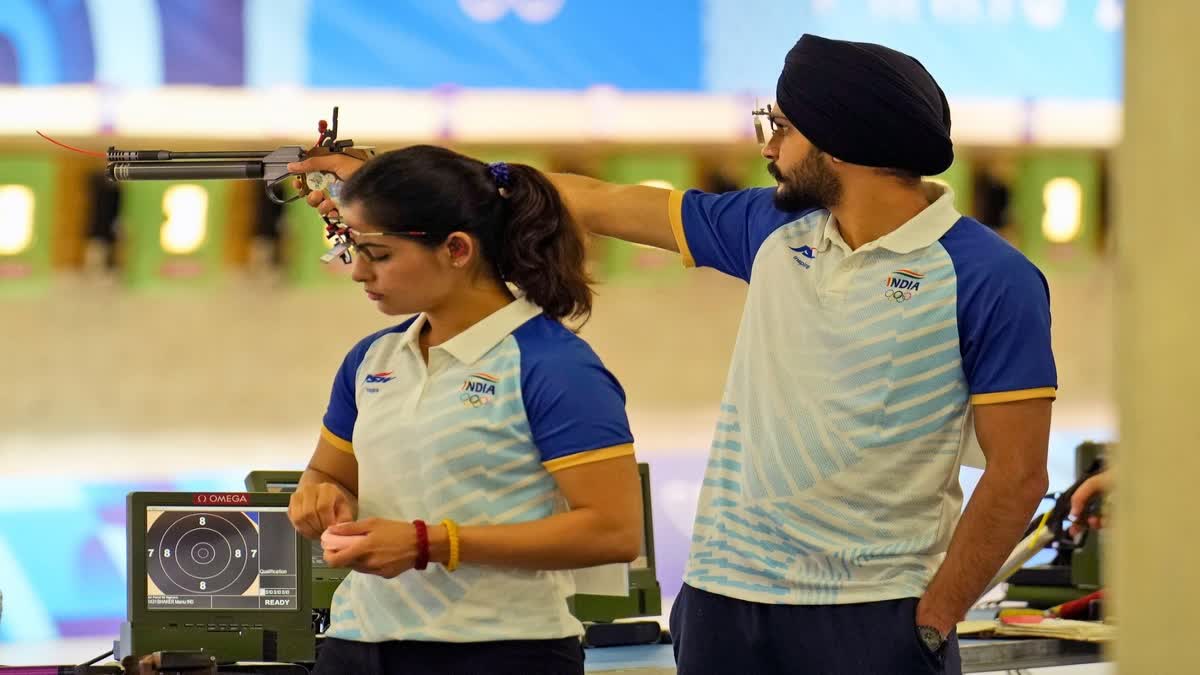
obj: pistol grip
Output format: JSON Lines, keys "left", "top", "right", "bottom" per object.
{"left": 305, "top": 171, "right": 341, "bottom": 201}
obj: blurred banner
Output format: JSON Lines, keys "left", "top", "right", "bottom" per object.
{"left": 306, "top": 1, "right": 702, "bottom": 91}
{"left": 0, "top": 1, "right": 1124, "bottom": 145}
{"left": 706, "top": 0, "right": 1123, "bottom": 101}
{"left": 1, "top": 0, "right": 1120, "bottom": 101}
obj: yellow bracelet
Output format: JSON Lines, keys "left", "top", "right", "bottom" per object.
{"left": 441, "top": 518, "right": 460, "bottom": 572}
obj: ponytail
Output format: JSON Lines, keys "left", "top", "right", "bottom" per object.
{"left": 494, "top": 163, "right": 593, "bottom": 323}
{"left": 338, "top": 146, "right": 593, "bottom": 323}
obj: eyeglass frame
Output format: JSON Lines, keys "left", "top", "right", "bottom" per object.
{"left": 751, "top": 102, "right": 783, "bottom": 146}
{"left": 322, "top": 226, "right": 431, "bottom": 264}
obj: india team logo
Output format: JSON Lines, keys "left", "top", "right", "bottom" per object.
{"left": 460, "top": 372, "right": 498, "bottom": 408}
{"left": 883, "top": 269, "right": 924, "bottom": 303}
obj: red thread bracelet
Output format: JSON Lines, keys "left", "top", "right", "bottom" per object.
{"left": 413, "top": 519, "right": 430, "bottom": 570}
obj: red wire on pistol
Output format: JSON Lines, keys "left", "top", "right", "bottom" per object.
{"left": 35, "top": 131, "right": 107, "bottom": 158}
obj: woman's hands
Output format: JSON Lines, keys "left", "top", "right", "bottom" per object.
{"left": 323, "top": 518, "right": 440, "bottom": 579}
{"left": 288, "top": 481, "right": 357, "bottom": 540}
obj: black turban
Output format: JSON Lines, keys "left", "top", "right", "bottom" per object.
{"left": 776, "top": 34, "right": 953, "bottom": 176}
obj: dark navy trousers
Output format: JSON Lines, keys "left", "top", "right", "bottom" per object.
{"left": 670, "top": 583, "right": 961, "bottom": 675}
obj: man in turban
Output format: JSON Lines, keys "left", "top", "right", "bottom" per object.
{"left": 292, "top": 34, "right": 1056, "bottom": 675}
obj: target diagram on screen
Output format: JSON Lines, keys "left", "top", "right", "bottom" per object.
{"left": 146, "top": 509, "right": 260, "bottom": 598}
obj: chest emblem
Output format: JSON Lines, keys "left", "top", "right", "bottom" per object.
{"left": 788, "top": 244, "right": 817, "bottom": 269}
{"left": 460, "top": 372, "right": 499, "bottom": 408}
{"left": 883, "top": 269, "right": 924, "bottom": 303}
{"left": 363, "top": 371, "right": 394, "bottom": 393}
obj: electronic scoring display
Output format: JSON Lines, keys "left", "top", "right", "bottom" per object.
{"left": 145, "top": 505, "right": 298, "bottom": 611}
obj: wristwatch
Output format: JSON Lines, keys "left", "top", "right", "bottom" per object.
{"left": 917, "top": 625, "right": 946, "bottom": 653}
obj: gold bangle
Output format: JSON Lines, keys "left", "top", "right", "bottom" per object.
{"left": 441, "top": 518, "right": 460, "bottom": 572}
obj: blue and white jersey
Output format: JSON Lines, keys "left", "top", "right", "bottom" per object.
{"left": 320, "top": 298, "right": 635, "bottom": 642}
{"left": 668, "top": 183, "right": 1056, "bottom": 605}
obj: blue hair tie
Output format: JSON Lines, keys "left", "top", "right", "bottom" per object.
{"left": 488, "top": 161, "right": 512, "bottom": 195}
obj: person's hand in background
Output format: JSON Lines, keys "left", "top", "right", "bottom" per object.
{"left": 1069, "top": 470, "right": 1111, "bottom": 536}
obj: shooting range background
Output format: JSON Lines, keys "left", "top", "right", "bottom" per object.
{"left": 1, "top": 0, "right": 1120, "bottom": 655}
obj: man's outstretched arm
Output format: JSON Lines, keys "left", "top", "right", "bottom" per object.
{"left": 286, "top": 155, "right": 683, "bottom": 252}
{"left": 548, "top": 173, "right": 679, "bottom": 251}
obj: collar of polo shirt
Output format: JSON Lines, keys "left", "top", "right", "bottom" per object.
{"left": 817, "top": 181, "right": 961, "bottom": 255}
{"left": 398, "top": 296, "right": 544, "bottom": 365}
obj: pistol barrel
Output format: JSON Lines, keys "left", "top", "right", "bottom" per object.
{"left": 106, "top": 161, "right": 265, "bottom": 181}
{"left": 106, "top": 149, "right": 273, "bottom": 161}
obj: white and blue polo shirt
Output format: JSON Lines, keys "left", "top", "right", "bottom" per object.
{"left": 668, "top": 183, "right": 1056, "bottom": 605}
{"left": 319, "top": 298, "right": 635, "bottom": 642}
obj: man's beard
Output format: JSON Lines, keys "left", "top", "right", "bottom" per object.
{"left": 769, "top": 147, "right": 842, "bottom": 212}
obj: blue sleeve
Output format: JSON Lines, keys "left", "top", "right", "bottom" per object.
{"left": 321, "top": 348, "right": 361, "bottom": 449}
{"left": 673, "top": 187, "right": 814, "bottom": 281}
{"left": 942, "top": 223, "right": 1058, "bottom": 403}
{"left": 321, "top": 321, "right": 413, "bottom": 449}
{"left": 516, "top": 326, "right": 634, "bottom": 464}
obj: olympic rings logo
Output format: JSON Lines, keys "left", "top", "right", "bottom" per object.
{"left": 460, "top": 392, "right": 492, "bottom": 408}
{"left": 883, "top": 289, "right": 913, "bottom": 303}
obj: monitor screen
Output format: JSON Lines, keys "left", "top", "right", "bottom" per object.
{"left": 145, "top": 505, "right": 298, "bottom": 611}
